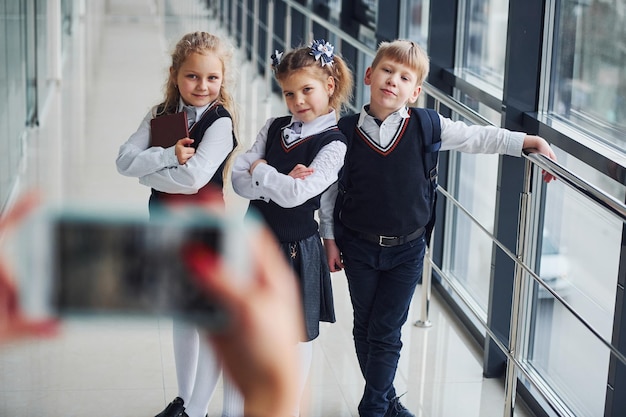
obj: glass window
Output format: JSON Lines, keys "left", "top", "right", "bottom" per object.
{"left": 1, "top": 0, "right": 28, "bottom": 206}
{"left": 0, "top": 0, "right": 8, "bottom": 205}
{"left": 526, "top": 158, "right": 624, "bottom": 416}
{"left": 35, "top": 0, "right": 49, "bottom": 115}
{"left": 443, "top": 150, "right": 500, "bottom": 320}
{"left": 441, "top": 104, "right": 502, "bottom": 321}
{"left": 352, "top": 0, "right": 377, "bottom": 30}
{"left": 404, "top": 0, "right": 430, "bottom": 47}
{"left": 459, "top": 0, "right": 509, "bottom": 91}
{"left": 550, "top": 0, "right": 626, "bottom": 152}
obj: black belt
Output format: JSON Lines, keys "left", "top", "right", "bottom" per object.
{"left": 349, "top": 227, "right": 425, "bottom": 247}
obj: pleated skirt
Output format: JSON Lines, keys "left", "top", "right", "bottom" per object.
{"left": 278, "top": 232, "right": 336, "bottom": 341}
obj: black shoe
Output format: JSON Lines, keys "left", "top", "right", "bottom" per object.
{"left": 155, "top": 397, "right": 188, "bottom": 417}
{"left": 385, "top": 396, "right": 415, "bottom": 417}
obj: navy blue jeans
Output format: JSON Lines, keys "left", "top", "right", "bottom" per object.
{"left": 339, "top": 229, "right": 425, "bottom": 417}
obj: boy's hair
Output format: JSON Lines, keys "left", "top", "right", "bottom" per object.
{"left": 161, "top": 31, "right": 238, "bottom": 130}
{"left": 371, "top": 39, "right": 430, "bottom": 86}
{"left": 273, "top": 44, "right": 354, "bottom": 116}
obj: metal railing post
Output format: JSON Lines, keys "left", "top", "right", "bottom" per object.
{"left": 503, "top": 158, "right": 533, "bottom": 416}
{"left": 251, "top": 0, "right": 259, "bottom": 76}
{"left": 415, "top": 232, "right": 433, "bottom": 328}
{"left": 264, "top": 0, "right": 274, "bottom": 100}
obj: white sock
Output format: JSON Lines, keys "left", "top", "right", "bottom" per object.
{"left": 173, "top": 320, "right": 199, "bottom": 402}
{"left": 221, "top": 372, "right": 244, "bottom": 417}
{"left": 185, "top": 333, "right": 220, "bottom": 417}
{"left": 293, "top": 341, "right": 313, "bottom": 417}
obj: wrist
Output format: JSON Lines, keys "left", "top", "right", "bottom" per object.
{"left": 244, "top": 375, "right": 297, "bottom": 417}
{"left": 249, "top": 159, "right": 267, "bottom": 174}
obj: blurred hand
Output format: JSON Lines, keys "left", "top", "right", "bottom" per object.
{"left": 0, "top": 192, "right": 58, "bottom": 345}
{"left": 185, "top": 226, "right": 304, "bottom": 417}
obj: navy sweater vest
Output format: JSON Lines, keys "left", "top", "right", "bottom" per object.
{"left": 249, "top": 116, "right": 346, "bottom": 242}
{"left": 149, "top": 104, "right": 237, "bottom": 209}
{"left": 338, "top": 110, "right": 432, "bottom": 237}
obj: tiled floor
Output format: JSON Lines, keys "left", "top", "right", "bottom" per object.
{"left": 0, "top": 1, "right": 533, "bottom": 416}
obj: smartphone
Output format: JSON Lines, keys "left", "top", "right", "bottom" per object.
{"left": 16, "top": 205, "right": 251, "bottom": 330}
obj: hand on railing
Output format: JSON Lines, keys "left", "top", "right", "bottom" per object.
{"left": 522, "top": 135, "right": 558, "bottom": 183}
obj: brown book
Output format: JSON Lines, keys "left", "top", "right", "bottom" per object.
{"left": 149, "top": 112, "right": 189, "bottom": 148}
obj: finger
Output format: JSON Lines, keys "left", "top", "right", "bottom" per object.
{"left": 337, "top": 258, "right": 345, "bottom": 269}
{"left": 253, "top": 228, "right": 294, "bottom": 291}
{"left": 0, "top": 191, "right": 40, "bottom": 231}
{"left": 0, "top": 317, "right": 59, "bottom": 344}
{"left": 184, "top": 245, "right": 241, "bottom": 309}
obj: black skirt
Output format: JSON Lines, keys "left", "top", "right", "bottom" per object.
{"left": 279, "top": 233, "right": 336, "bottom": 341}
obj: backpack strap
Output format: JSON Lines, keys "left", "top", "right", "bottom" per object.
{"left": 333, "top": 114, "right": 360, "bottom": 241}
{"left": 336, "top": 114, "right": 359, "bottom": 188}
{"left": 412, "top": 108, "right": 442, "bottom": 247}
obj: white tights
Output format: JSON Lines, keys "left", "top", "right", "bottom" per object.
{"left": 293, "top": 341, "right": 314, "bottom": 417}
{"left": 173, "top": 321, "right": 243, "bottom": 417}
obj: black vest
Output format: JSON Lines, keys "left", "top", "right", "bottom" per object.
{"left": 149, "top": 103, "right": 237, "bottom": 212}
{"left": 336, "top": 108, "right": 440, "bottom": 237}
{"left": 249, "top": 116, "right": 347, "bottom": 242}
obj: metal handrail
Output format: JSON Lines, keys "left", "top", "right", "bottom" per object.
{"left": 525, "top": 152, "right": 626, "bottom": 221}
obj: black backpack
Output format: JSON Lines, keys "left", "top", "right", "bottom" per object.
{"left": 336, "top": 108, "right": 441, "bottom": 246}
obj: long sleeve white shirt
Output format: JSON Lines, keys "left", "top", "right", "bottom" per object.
{"left": 116, "top": 100, "right": 234, "bottom": 194}
{"left": 318, "top": 105, "right": 526, "bottom": 239}
{"left": 231, "top": 110, "right": 347, "bottom": 209}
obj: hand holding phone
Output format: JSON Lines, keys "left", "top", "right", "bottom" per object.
{"left": 15, "top": 205, "right": 253, "bottom": 330}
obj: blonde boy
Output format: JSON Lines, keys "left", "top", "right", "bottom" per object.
{"left": 320, "top": 40, "right": 556, "bottom": 417}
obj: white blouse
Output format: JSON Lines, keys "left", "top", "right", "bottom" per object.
{"left": 231, "top": 109, "right": 347, "bottom": 209}
{"left": 116, "top": 100, "right": 235, "bottom": 194}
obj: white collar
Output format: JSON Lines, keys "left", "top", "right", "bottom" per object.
{"left": 357, "top": 105, "right": 410, "bottom": 127}
{"left": 286, "top": 109, "right": 337, "bottom": 137}
{"left": 178, "top": 99, "right": 215, "bottom": 122}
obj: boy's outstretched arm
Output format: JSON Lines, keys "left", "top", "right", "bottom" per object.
{"left": 522, "top": 135, "right": 558, "bottom": 183}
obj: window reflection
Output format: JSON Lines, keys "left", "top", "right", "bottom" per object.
{"left": 551, "top": 0, "right": 626, "bottom": 151}
{"left": 405, "top": 0, "right": 430, "bottom": 47}
{"left": 444, "top": 147, "right": 499, "bottom": 320}
{"left": 528, "top": 160, "right": 623, "bottom": 416}
{"left": 461, "top": 0, "right": 509, "bottom": 89}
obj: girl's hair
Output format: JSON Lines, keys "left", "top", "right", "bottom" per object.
{"left": 371, "top": 39, "right": 430, "bottom": 86}
{"left": 160, "top": 31, "right": 238, "bottom": 130}
{"left": 273, "top": 43, "right": 354, "bottom": 116}
{"left": 160, "top": 31, "right": 239, "bottom": 184}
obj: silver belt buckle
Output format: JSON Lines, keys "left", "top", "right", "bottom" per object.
{"left": 379, "top": 235, "right": 397, "bottom": 247}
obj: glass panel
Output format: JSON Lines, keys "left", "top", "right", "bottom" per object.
{"left": 404, "top": 0, "right": 430, "bottom": 47}
{"left": 550, "top": 0, "right": 626, "bottom": 152}
{"left": 442, "top": 103, "right": 502, "bottom": 319}
{"left": 0, "top": 0, "right": 8, "bottom": 205}
{"left": 527, "top": 159, "right": 623, "bottom": 416}
{"left": 36, "top": 0, "right": 48, "bottom": 113}
{"left": 444, "top": 150, "right": 500, "bottom": 319}
{"left": 3, "top": 0, "right": 27, "bottom": 204}
{"left": 353, "top": 0, "right": 377, "bottom": 30}
{"left": 460, "top": 0, "right": 509, "bottom": 89}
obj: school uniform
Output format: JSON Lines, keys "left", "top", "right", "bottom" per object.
{"left": 319, "top": 105, "right": 525, "bottom": 417}
{"left": 116, "top": 99, "right": 236, "bottom": 209}
{"left": 232, "top": 110, "right": 347, "bottom": 341}
{"left": 116, "top": 99, "right": 241, "bottom": 417}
